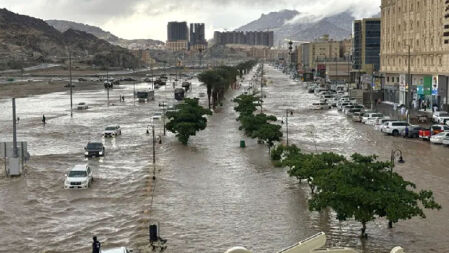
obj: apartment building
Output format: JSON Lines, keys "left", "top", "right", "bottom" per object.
{"left": 381, "top": 0, "right": 449, "bottom": 109}
{"left": 294, "top": 35, "right": 352, "bottom": 81}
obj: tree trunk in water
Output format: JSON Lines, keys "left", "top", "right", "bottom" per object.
{"left": 207, "top": 86, "right": 212, "bottom": 109}
{"left": 361, "top": 222, "right": 367, "bottom": 238}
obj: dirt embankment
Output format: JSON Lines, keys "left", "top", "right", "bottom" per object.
{"left": 0, "top": 81, "right": 101, "bottom": 99}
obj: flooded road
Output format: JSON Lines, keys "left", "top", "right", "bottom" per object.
{"left": 0, "top": 65, "right": 448, "bottom": 252}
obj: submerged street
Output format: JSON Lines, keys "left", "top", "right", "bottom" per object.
{"left": 0, "top": 65, "right": 448, "bottom": 252}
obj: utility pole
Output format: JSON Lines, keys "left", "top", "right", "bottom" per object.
{"left": 407, "top": 45, "right": 411, "bottom": 122}
{"left": 159, "top": 101, "right": 167, "bottom": 136}
{"left": 152, "top": 124, "right": 156, "bottom": 165}
{"left": 12, "top": 98, "right": 18, "bottom": 158}
{"left": 286, "top": 109, "right": 289, "bottom": 147}
{"left": 106, "top": 68, "right": 110, "bottom": 107}
{"left": 69, "top": 50, "right": 73, "bottom": 117}
{"left": 260, "top": 62, "right": 264, "bottom": 113}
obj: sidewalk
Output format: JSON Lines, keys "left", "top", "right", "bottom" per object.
{"left": 375, "top": 102, "right": 433, "bottom": 126}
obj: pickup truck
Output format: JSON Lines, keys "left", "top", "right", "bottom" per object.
{"left": 419, "top": 125, "right": 449, "bottom": 140}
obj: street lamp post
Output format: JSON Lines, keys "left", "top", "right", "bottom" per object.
{"left": 288, "top": 40, "right": 293, "bottom": 75}
{"left": 69, "top": 50, "right": 73, "bottom": 117}
{"left": 159, "top": 101, "right": 167, "bottom": 136}
{"left": 285, "top": 109, "right": 293, "bottom": 146}
{"left": 389, "top": 148, "right": 405, "bottom": 228}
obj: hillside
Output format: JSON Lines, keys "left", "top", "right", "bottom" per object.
{"left": 236, "top": 10, "right": 355, "bottom": 45}
{"left": 47, "top": 19, "right": 165, "bottom": 50}
{"left": 237, "top": 9, "right": 299, "bottom": 31}
{"left": 0, "top": 8, "right": 141, "bottom": 70}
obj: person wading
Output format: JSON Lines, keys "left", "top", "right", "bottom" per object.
{"left": 92, "top": 236, "right": 101, "bottom": 253}
{"left": 42, "top": 115, "right": 46, "bottom": 125}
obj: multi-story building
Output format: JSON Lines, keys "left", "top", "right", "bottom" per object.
{"left": 213, "top": 31, "right": 274, "bottom": 47}
{"left": 167, "top": 22, "right": 189, "bottom": 51}
{"left": 352, "top": 18, "right": 381, "bottom": 81}
{"left": 381, "top": 0, "right": 449, "bottom": 109}
{"left": 189, "top": 23, "right": 207, "bottom": 51}
{"left": 294, "top": 35, "right": 352, "bottom": 81}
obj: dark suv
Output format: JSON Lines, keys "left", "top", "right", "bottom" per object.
{"left": 403, "top": 126, "right": 423, "bottom": 138}
{"left": 84, "top": 142, "right": 105, "bottom": 157}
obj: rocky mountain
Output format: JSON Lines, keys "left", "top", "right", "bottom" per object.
{"left": 236, "top": 10, "right": 356, "bottom": 46}
{"left": 0, "top": 8, "right": 141, "bottom": 70}
{"left": 237, "top": 9, "right": 299, "bottom": 31}
{"left": 46, "top": 19, "right": 164, "bottom": 50}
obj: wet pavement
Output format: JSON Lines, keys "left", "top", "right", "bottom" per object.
{"left": 0, "top": 65, "right": 448, "bottom": 253}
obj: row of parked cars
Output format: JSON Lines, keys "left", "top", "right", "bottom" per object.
{"left": 346, "top": 105, "right": 449, "bottom": 146}
{"left": 309, "top": 84, "right": 351, "bottom": 110}
{"left": 307, "top": 83, "right": 449, "bottom": 148}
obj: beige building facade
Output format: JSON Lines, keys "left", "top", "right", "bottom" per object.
{"left": 380, "top": 0, "right": 449, "bottom": 108}
{"left": 294, "top": 35, "right": 352, "bottom": 81}
{"left": 166, "top": 40, "right": 189, "bottom": 51}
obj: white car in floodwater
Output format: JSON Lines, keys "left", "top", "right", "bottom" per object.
{"left": 312, "top": 102, "right": 331, "bottom": 110}
{"left": 77, "top": 102, "right": 89, "bottom": 110}
{"left": 64, "top": 164, "right": 93, "bottom": 189}
{"left": 101, "top": 247, "right": 133, "bottom": 253}
{"left": 104, "top": 125, "right": 121, "bottom": 137}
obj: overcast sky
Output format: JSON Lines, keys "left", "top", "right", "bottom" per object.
{"left": 1, "top": 0, "right": 380, "bottom": 41}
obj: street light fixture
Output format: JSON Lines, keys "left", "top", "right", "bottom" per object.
{"left": 282, "top": 109, "right": 294, "bottom": 146}
{"left": 288, "top": 40, "right": 293, "bottom": 74}
{"left": 389, "top": 148, "right": 405, "bottom": 228}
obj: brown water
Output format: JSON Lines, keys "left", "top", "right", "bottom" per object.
{"left": 0, "top": 66, "right": 448, "bottom": 253}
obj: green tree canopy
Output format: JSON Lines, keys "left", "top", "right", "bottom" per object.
{"left": 271, "top": 148, "right": 442, "bottom": 238}
{"left": 165, "top": 98, "right": 212, "bottom": 145}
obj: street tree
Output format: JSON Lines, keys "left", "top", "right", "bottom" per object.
{"left": 253, "top": 122, "right": 283, "bottom": 150}
{"left": 198, "top": 70, "right": 222, "bottom": 109}
{"left": 165, "top": 98, "right": 212, "bottom": 145}
{"left": 309, "top": 153, "right": 441, "bottom": 238}
{"left": 233, "top": 94, "right": 260, "bottom": 118}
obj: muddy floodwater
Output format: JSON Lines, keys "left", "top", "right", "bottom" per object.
{"left": 0, "top": 66, "right": 448, "bottom": 253}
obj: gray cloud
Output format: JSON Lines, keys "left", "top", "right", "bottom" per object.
{"left": 1, "top": 0, "right": 380, "bottom": 40}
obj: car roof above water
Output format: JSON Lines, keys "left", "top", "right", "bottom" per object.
{"left": 101, "top": 247, "right": 129, "bottom": 253}
{"left": 71, "top": 164, "right": 87, "bottom": 171}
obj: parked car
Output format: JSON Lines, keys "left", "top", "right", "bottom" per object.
{"left": 337, "top": 102, "right": 352, "bottom": 111}
{"left": 77, "top": 102, "right": 88, "bottom": 110}
{"left": 101, "top": 247, "right": 133, "bottom": 253}
{"left": 364, "top": 114, "right": 385, "bottom": 125}
{"left": 442, "top": 136, "right": 449, "bottom": 146}
{"left": 381, "top": 121, "right": 410, "bottom": 136}
{"left": 436, "top": 115, "right": 449, "bottom": 124}
{"left": 432, "top": 111, "right": 449, "bottom": 123}
{"left": 362, "top": 113, "right": 384, "bottom": 124}
{"left": 342, "top": 105, "right": 356, "bottom": 114}
{"left": 419, "top": 125, "right": 449, "bottom": 140}
{"left": 430, "top": 132, "right": 449, "bottom": 144}
{"left": 320, "top": 94, "right": 334, "bottom": 103}
{"left": 64, "top": 164, "right": 93, "bottom": 189}
{"left": 104, "top": 125, "right": 121, "bottom": 137}
{"left": 402, "top": 125, "right": 423, "bottom": 138}
{"left": 374, "top": 119, "right": 394, "bottom": 131}
{"left": 352, "top": 112, "right": 364, "bottom": 122}
{"left": 84, "top": 142, "right": 105, "bottom": 157}
{"left": 312, "top": 102, "right": 331, "bottom": 110}
{"left": 346, "top": 108, "right": 361, "bottom": 116}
